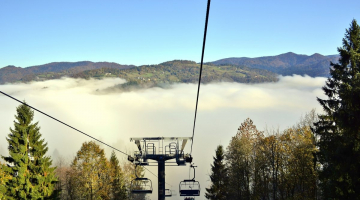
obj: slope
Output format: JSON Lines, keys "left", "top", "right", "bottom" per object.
{"left": 211, "top": 52, "right": 340, "bottom": 77}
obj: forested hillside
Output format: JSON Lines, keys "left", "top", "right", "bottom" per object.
{"left": 211, "top": 52, "right": 340, "bottom": 77}
{"left": 72, "top": 60, "right": 278, "bottom": 90}
{"left": 0, "top": 52, "right": 338, "bottom": 85}
{"left": 0, "top": 60, "right": 279, "bottom": 88}
{"left": 0, "top": 61, "right": 135, "bottom": 84}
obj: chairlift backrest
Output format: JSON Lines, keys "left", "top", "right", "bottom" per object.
{"left": 131, "top": 177, "right": 153, "bottom": 194}
{"left": 146, "top": 143, "right": 156, "bottom": 155}
{"left": 165, "top": 142, "right": 177, "bottom": 155}
{"left": 179, "top": 180, "right": 200, "bottom": 196}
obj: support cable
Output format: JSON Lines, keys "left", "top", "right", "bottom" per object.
{"left": 0, "top": 90, "right": 130, "bottom": 156}
{"left": 144, "top": 167, "right": 172, "bottom": 186}
{"left": 0, "top": 90, "right": 171, "bottom": 185}
{"left": 190, "top": 0, "right": 211, "bottom": 155}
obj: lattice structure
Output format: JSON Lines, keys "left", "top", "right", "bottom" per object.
{"left": 128, "top": 137, "right": 193, "bottom": 200}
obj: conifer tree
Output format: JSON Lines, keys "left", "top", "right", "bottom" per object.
{"left": 205, "top": 145, "right": 228, "bottom": 200}
{"left": 109, "top": 150, "right": 128, "bottom": 200}
{"left": 314, "top": 19, "right": 360, "bottom": 199}
{"left": 1, "top": 103, "right": 57, "bottom": 199}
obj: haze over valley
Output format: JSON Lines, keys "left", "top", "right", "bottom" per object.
{"left": 0, "top": 72, "right": 327, "bottom": 199}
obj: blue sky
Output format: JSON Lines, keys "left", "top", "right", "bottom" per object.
{"left": 1, "top": 0, "right": 360, "bottom": 67}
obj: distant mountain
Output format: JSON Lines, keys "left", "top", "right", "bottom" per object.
{"left": 211, "top": 52, "right": 340, "bottom": 77}
{"left": 0, "top": 61, "right": 135, "bottom": 84}
{"left": 0, "top": 60, "right": 279, "bottom": 87}
{"left": 71, "top": 60, "right": 279, "bottom": 91}
{"left": 0, "top": 52, "right": 337, "bottom": 86}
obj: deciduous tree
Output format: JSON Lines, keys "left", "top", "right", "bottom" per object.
{"left": 226, "top": 118, "right": 263, "bottom": 200}
{"left": 70, "top": 141, "right": 111, "bottom": 200}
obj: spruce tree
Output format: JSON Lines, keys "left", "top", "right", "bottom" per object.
{"left": 1, "top": 103, "right": 57, "bottom": 199}
{"left": 109, "top": 150, "right": 128, "bottom": 200}
{"left": 314, "top": 19, "right": 360, "bottom": 199}
{"left": 205, "top": 145, "right": 228, "bottom": 200}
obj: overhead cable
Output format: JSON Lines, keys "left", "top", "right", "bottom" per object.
{"left": 190, "top": 0, "right": 211, "bottom": 155}
{"left": 0, "top": 90, "right": 130, "bottom": 156}
{"left": 0, "top": 90, "right": 168, "bottom": 184}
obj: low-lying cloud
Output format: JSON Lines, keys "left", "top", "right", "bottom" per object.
{"left": 0, "top": 75, "right": 327, "bottom": 199}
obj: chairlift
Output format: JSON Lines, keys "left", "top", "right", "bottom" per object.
{"left": 130, "top": 164, "right": 153, "bottom": 194}
{"left": 179, "top": 164, "right": 200, "bottom": 196}
{"left": 179, "top": 180, "right": 200, "bottom": 196}
{"left": 131, "top": 177, "right": 153, "bottom": 194}
{"left": 165, "top": 189, "right": 172, "bottom": 197}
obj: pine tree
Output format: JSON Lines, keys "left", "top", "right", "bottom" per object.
{"left": 1, "top": 103, "right": 57, "bottom": 199}
{"left": 314, "top": 19, "right": 360, "bottom": 199}
{"left": 205, "top": 145, "right": 228, "bottom": 200}
{"left": 109, "top": 150, "right": 128, "bottom": 200}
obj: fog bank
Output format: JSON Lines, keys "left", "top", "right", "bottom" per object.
{"left": 0, "top": 75, "right": 326, "bottom": 199}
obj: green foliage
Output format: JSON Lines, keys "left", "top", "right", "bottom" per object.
{"left": 314, "top": 19, "right": 360, "bottom": 199}
{"left": 69, "top": 141, "right": 111, "bottom": 199}
{"left": 1, "top": 103, "right": 57, "bottom": 199}
{"left": 109, "top": 151, "right": 128, "bottom": 200}
{"left": 205, "top": 145, "right": 228, "bottom": 200}
{"left": 0, "top": 162, "right": 12, "bottom": 199}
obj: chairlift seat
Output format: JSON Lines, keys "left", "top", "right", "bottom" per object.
{"left": 132, "top": 189, "right": 153, "bottom": 194}
{"left": 179, "top": 180, "right": 200, "bottom": 196}
{"left": 131, "top": 177, "right": 153, "bottom": 194}
{"left": 135, "top": 177, "right": 148, "bottom": 181}
{"left": 165, "top": 189, "right": 172, "bottom": 197}
{"left": 180, "top": 189, "right": 200, "bottom": 196}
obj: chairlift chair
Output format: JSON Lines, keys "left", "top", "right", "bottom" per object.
{"left": 179, "top": 164, "right": 200, "bottom": 196}
{"left": 179, "top": 180, "right": 200, "bottom": 196}
{"left": 130, "top": 164, "right": 153, "bottom": 194}
{"left": 131, "top": 177, "right": 153, "bottom": 194}
{"left": 165, "top": 189, "right": 172, "bottom": 197}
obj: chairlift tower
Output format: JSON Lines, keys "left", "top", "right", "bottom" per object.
{"left": 128, "top": 137, "right": 193, "bottom": 200}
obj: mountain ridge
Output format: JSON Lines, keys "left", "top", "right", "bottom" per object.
{"left": 0, "top": 52, "right": 340, "bottom": 85}
{"left": 0, "top": 61, "right": 135, "bottom": 84}
{"left": 210, "top": 52, "right": 340, "bottom": 77}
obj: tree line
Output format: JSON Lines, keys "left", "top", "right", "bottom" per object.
{"left": 206, "top": 113, "right": 319, "bottom": 200}
{"left": 0, "top": 102, "right": 145, "bottom": 199}
{"left": 206, "top": 19, "right": 360, "bottom": 200}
